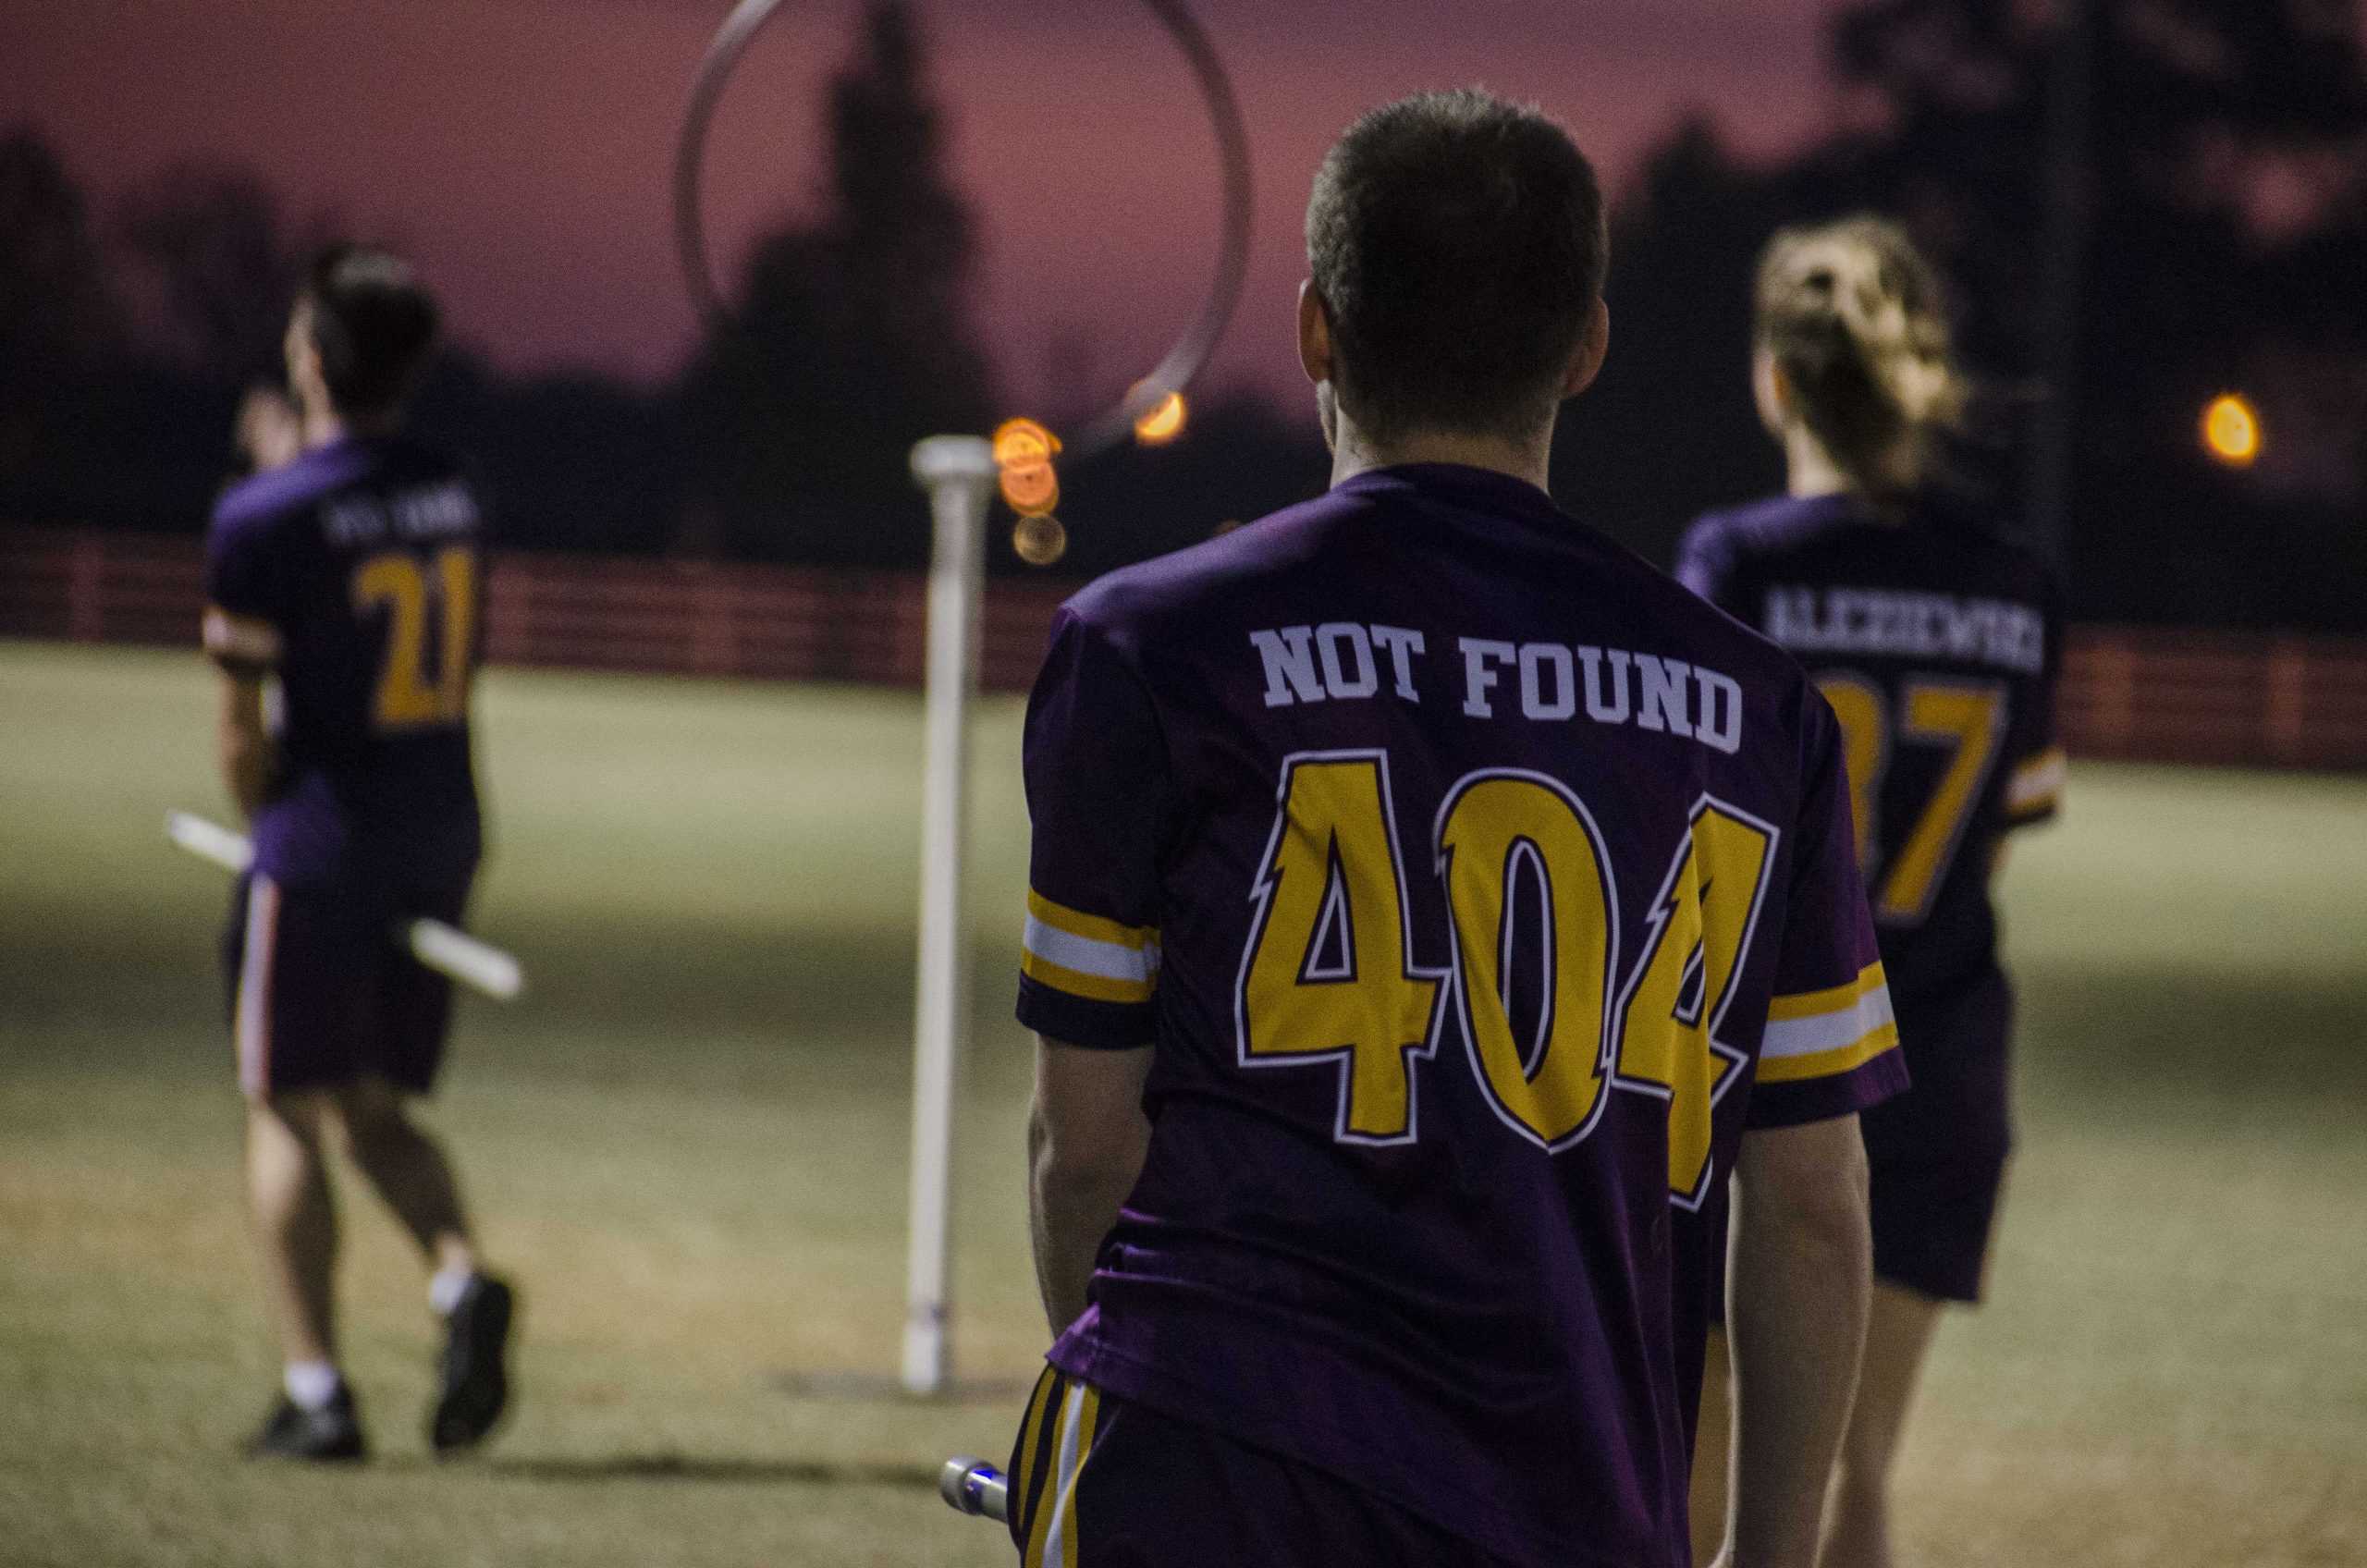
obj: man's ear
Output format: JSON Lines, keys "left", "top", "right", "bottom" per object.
{"left": 1298, "top": 281, "right": 1335, "bottom": 387}
{"left": 1561, "top": 296, "right": 1612, "bottom": 400}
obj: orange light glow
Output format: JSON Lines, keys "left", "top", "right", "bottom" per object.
{"left": 994, "top": 418, "right": 1061, "bottom": 517}
{"left": 1134, "top": 391, "right": 1187, "bottom": 446}
{"left": 2201, "top": 394, "right": 2262, "bottom": 468}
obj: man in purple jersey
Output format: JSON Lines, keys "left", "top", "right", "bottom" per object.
{"left": 1005, "top": 92, "right": 1907, "bottom": 1568}
{"left": 204, "top": 248, "right": 514, "bottom": 1463}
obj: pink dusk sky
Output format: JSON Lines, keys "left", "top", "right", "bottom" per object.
{"left": 5, "top": 1, "right": 1841, "bottom": 409}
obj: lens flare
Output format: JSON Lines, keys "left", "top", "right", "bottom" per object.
{"left": 2201, "top": 394, "right": 2262, "bottom": 469}
{"left": 1012, "top": 513, "right": 1068, "bottom": 568}
{"left": 1134, "top": 391, "right": 1188, "bottom": 446}
{"left": 994, "top": 418, "right": 1061, "bottom": 517}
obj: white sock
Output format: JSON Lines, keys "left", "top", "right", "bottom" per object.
{"left": 284, "top": 1360, "right": 342, "bottom": 1412}
{"left": 429, "top": 1264, "right": 479, "bottom": 1317}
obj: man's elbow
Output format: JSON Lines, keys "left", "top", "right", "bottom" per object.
{"left": 1739, "top": 1121, "right": 1871, "bottom": 1252}
{"left": 1787, "top": 1159, "right": 1870, "bottom": 1260}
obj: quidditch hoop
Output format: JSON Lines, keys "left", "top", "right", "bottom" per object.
{"left": 674, "top": 0, "right": 1254, "bottom": 466}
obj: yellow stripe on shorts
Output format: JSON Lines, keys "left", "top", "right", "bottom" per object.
{"left": 1025, "top": 1379, "right": 1101, "bottom": 1568}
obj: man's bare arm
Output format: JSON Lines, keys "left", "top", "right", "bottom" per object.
{"left": 217, "top": 669, "right": 277, "bottom": 821}
{"left": 1028, "top": 1035, "right": 1153, "bottom": 1338}
{"left": 1719, "top": 1113, "right": 1873, "bottom": 1568}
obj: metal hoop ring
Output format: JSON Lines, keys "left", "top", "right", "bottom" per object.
{"left": 674, "top": 0, "right": 1255, "bottom": 466}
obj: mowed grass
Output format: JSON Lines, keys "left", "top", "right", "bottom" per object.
{"left": 2, "top": 640, "right": 2362, "bottom": 1567}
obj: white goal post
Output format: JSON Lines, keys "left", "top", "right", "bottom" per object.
{"left": 901, "top": 435, "right": 1000, "bottom": 1396}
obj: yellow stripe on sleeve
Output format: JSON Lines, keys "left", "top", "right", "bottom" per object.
{"left": 1767, "top": 962, "right": 1887, "bottom": 1024}
{"left": 2006, "top": 747, "right": 2067, "bottom": 817}
{"left": 1021, "top": 949, "right": 1156, "bottom": 1006}
{"left": 1756, "top": 1020, "right": 1900, "bottom": 1084}
{"left": 1027, "top": 890, "right": 1157, "bottom": 952}
{"left": 202, "top": 606, "right": 283, "bottom": 666}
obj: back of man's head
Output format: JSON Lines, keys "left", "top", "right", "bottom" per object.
{"left": 1306, "top": 90, "right": 1606, "bottom": 445}
{"left": 300, "top": 245, "right": 438, "bottom": 423}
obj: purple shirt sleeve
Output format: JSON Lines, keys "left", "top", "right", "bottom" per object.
{"left": 205, "top": 499, "right": 290, "bottom": 625}
{"left": 1746, "top": 694, "right": 1910, "bottom": 1128}
{"left": 202, "top": 501, "right": 294, "bottom": 672}
{"left": 1015, "top": 606, "right": 1170, "bottom": 1051}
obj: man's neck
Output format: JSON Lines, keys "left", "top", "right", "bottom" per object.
{"left": 1331, "top": 423, "right": 1554, "bottom": 495}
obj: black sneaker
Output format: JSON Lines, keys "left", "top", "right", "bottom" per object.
{"left": 247, "top": 1385, "right": 367, "bottom": 1463}
{"left": 430, "top": 1274, "right": 515, "bottom": 1453}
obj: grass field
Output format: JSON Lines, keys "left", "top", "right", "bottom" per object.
{"left": 2, "top": 640, "right": 2362, "bottom": 1567}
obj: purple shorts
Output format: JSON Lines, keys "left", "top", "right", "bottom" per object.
{"left": 1006, "top": 1366, "right": 1517, "bottom": 1567}
{"left": 1710, "top": 974, "right": 2014, "bottom": 1311}
{"left": 221, "top": 869, "right": 474, "bottom": 1099}
{"left": 1855, "top": 978, "right": 2015, "bottom": 1304}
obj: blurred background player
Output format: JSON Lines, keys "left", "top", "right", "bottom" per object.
{"left": 1676, "top": 217, "right": 2064, "bottom": 1568}
{"left": 1009, "top": 91, "right": 1907, "bottom": 1568}
{"left": 203, "top": 246, "right": 516, "bottom": 1462}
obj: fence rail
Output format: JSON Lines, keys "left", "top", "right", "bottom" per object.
{"left": 6, "top": 526, "right": 2364, "bottom": 769}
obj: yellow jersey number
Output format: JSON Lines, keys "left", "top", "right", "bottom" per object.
{"left": 1238, "top": 752, "right": 1777, "bottom": 1202}
{"left": 351, "top": 546, "right": 477, "bottom": 731}
{"left": 1815, "top": 673, "right": 2006, "bottom": 925}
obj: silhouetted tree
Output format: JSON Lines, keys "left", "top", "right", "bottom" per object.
{"left": 0, "top": 129, "right": 123, "bottom": 520}
{"left": 1570, "top": 1, "right": 2367, "bottom": 629}
{"left": 682, "top": 3, "right": 997, "bottom": 565}
{"left": 117, "top": 162, "right": 329, "bottom": 386}
{"left": 1817, "top": 0, "right": 2367, "bottom": 624}
{"left": 1551, "top": 121, "right": 1793, "bottom": 571}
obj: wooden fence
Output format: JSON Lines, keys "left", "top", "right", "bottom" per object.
{"left": 6, "top": 525, "right": 2364, "bottom": 769}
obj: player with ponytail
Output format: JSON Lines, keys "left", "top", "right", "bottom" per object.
{"left": 1678, "top": 218, "right": 2066, "bottom": 1568}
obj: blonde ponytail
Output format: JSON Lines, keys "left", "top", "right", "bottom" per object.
{"left": 1755, "top": 216, "right": 1963, "bottom": 489}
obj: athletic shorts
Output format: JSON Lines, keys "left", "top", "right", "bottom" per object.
{"left": 1007, "top": 1366, "right": 1518, "bottom": 1567}
{"left": 221, "top": 868, "right": 474, "bottom": 1099}
{"left": 1857, "top": 976, "right": 2015, "bottom": 1304}
{"left": 1709, "top": 973, "right": 2014, "bottom": 1311}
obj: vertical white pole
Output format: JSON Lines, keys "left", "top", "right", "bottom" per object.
{"left": 902, "top": 435, "right": 999, "bottom": 1397}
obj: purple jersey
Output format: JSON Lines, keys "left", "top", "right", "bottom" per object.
{"left": 203, "top": 435, "right": 484, "bottom": 886}
{"left": 1674, "top": 492, "right": 2063, "bottom": 1011}
{"left": 1016, "top": 465, "right": 1907, "bottom": 1568}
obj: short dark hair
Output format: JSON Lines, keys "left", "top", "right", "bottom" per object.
{"left": 1306, "top": 89, "right": 1607, "bottom": 441}
{"left": 300, "top": 245, "right": 438, "bottom": 419}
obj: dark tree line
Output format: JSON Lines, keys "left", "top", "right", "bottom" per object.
{"left": 1560, "top": 0, "right": 2367, "bottom": 628}
{"left": 5, "top": 0, "right": 2363, "bottom": 625}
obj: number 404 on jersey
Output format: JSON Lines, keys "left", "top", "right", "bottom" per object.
{"left": 1235, "top": 750, "right": 1779, "bottom": 1207}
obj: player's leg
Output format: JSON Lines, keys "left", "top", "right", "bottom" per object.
{"left": 246, "top": 1092, "right": 339, "bottom": 1372}
{"left": 1689, "top": 1326, "right": 1732, "bottom": 1567}
{"left": 337, "top": 1074, "right": 476, "bottom": 1280}
{"left": 342, "top": 867, "right": 516, "bottom": 1453}
{"left": 1818, "top": 1000, "right": 2011, "bottom": 1568}
{"left": 227, "top": 874, "right": 368, "bottom": 1460}
{"left": 1818, "top": 1283, "right": 1943, "bottom": 1568}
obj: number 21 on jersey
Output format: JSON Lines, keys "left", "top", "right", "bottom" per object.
{"left": 1237, "top": 750, "right": 1777, "bottom": 1205}
{"left": 352, "top": 546, "right": 477, "bottom": 731}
